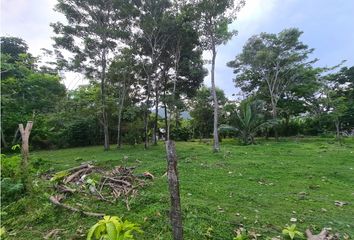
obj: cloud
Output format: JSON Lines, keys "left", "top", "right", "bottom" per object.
{"left": 1, "top": 0, "right": 353, "bottom": 94}
{"left": 203, "top": 0, "right": 281, "bottom": 99}
{"left": 1, "top": 0, "right": 64, "bottom": 56}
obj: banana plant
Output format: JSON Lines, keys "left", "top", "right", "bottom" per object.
{"left": 87, "top": 216, "right": 143, "bottom": 240}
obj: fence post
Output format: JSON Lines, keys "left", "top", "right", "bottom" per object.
{"left": 165, "top": 140, "right": 183, "bottom": 240}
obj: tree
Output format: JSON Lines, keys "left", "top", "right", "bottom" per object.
{"left": 276, "top": 66, "right": 322, "bottom": 135}
{"left": 108, "top": 48, "right": 137, "bottom": 148}
{"left": 190, "top": 86, "right": 227, "bottom": 139}
{"left": 1, "top": 37, "right": 29, "bottom": 59}
{"left": 319, "top": 66, "right": 353, "bottom": 140}
{"left": 228, "top": 28, "right": 315, "bottom": 140}
{"left": 134, "top": 0, "right": 172, "bottom": 148}
{"left": 52, "top": 0, "right": 136, "bottom": 150}
{"left": 196, "top": 0, "right": 245, "bottom": 151}
{"left": 158, "top": 3, "right": 206, "bottom": 141}
{"left": 1, "top": 37, "right": 66, "bottom": 149}
{"left": 220, "top": 99, "right": 274, "bottom": 144}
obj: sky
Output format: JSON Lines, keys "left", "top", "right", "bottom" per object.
{"left": 1, "top": 0, "right": 354, "bottom": 98}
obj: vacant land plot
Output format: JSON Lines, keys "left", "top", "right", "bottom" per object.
{"left": 3, "top": 138, "right": 354, "bottom": 239}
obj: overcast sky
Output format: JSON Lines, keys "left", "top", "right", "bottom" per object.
{"left": 1, "top": 0, "right": 354, "bottom": 98}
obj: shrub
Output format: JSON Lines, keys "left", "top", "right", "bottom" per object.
{"left": 171, "top": 126, "right": 192, "bottom": 141}
{"left": 0, "top": 154, "right": 21, "bottom": 179}
{"left": 0, "top": 178, "right": 24, "bottom": 204}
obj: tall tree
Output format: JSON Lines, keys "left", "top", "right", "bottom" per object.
{"left": 319, "top": 66, "right": 354, "bottom": 140}
{"left": 159, "top": 3, "right": 206, "bottom": 141}
{"left": 196, "top": 0, "right": 245, "bottom": 151}
{"left": 108, "top": 48, "right": 137, "bottom": 148}
{"left": 190, "top": 86, "right": 227, "bottom": 139}
{"left": 52, "top": 0, "right": 136, "bottom": 150}
{"left": 227, "top": 28, "right": 315, "bottom": 140}
{"left": 1, "top": 37, "right": 29, "bottom": 59}
{"left": 134, "top": 0, "right": 172, "bottom": 148}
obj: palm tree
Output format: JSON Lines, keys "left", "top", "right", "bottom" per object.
{"left": 220, "top": 100, "right": 275, "bottom": 145}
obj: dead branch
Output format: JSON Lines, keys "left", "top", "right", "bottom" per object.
{"left": 49, "top": 195, "right": 104, "bottom": 217}
{"left": 64, "top": 166, "right": 94, "bottom": 184}
{"left": 102, "top": 176, "right": 131, "bottom": 186}
{"left": 306, "top": 229, "right": 328, "bottom": 240}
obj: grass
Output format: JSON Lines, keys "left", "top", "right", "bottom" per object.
{"left": 2, "top": 138, "right": 354, "bottom": 239}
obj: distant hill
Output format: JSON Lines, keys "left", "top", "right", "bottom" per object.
{"left": 157, "top": 108, "right": 191, "bottom": 120}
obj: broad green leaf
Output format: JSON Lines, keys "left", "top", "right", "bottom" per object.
{"left": 106, "top": 222, "right": 117, "bottom": 240}
{"left": 87, "top": 223, "right": 100, "bottom": 240}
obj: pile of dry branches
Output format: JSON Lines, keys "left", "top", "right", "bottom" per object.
{"left": 48, "top": 163, "right": 153, "bottom": 215}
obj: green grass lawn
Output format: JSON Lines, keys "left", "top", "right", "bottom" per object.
{"left": 2, "top": 138, "right": 354, "bottom": 239}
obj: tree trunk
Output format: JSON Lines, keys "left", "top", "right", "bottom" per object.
{"left": 12, "top": 127, "right": 20, "bottom": 145}
{"left": 117, "top": 111, "right": 123, "bottom": 148}
{"left": 153, "top": 83, "right": 159, "bottom": 145}
{"left": 19, "top": 121, "right": 33, "bottom": 189}
{"left": 335, "top": 119, "right": 342, "bottom": 145}
{"left": 144, "top": 107, "right": 149, "bottom": 149}
{"left": 211, "top": 44, "right": 220, "bottom": 152}
{"left": 1, "top": 128, "right": 8, "bottom": 149}
{"left": 101, "top": 48, "right": 110, "bottom": 150}
{"left": 175, "top": 109, "right": 179, "bottom": 128}
{"left": 164, "top": 98, "right": 168, "bottom": 141}
{"left": 163, "top": 70, "right": 169, "bottom": 141}
{"left": 117, "top": 85, "right": 126, "bottom": 148}
{"left": 144, "top": 76, "right": 152, "bottom": 149}
{"left": 165, "top": 140, "right": 183, "bottom": 240}
{"left": 285, "top": 115, "right": 290, "bottom": 137}
{"left": 271, "top": 103, "right": 279, "bottom": 141}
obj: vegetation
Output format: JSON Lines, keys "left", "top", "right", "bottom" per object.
{"left": 1, "top": 139, "right": 354, "bottom": 239}
{"left": 1, "top": 0, "right": 353, "bottom": 239}
{"left": 87, "top": 215, "right": 142, "bottom": 240}
{"left": 282, "top": 224, "right": 304, "bottom": 240}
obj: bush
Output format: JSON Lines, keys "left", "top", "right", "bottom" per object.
{"left": 0, "top": 154, "right": 21, "bottom": 179}
{"left": 61, "top": 118, "right": 100, "bottom": 147}
{"left": 123, "top": 128, "right": 143, "bottom": 145}
{"left": 171, "top": 126, "right": 192, "bottom": 141}
{"left": 0, "top": 178, "right": 24, "bottom": 204}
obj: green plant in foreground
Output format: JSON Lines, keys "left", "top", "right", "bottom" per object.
{"left": 282, "top": 224, "right": 304, "bottom": 239}
{"left": 0, "top": 226, "right": 6, "bottom": 237}
{"left": 87, "top": 215, "right": 143, "bottom": 240}
{"left": 233, "top": 229, "right": 249, "bottom": 240}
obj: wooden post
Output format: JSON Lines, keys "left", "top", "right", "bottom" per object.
{"left": 165, "top": 140, "right": 183, "bottom": 240}
{"left": 19, "top": 121, "right": 33, "bottom": 187}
